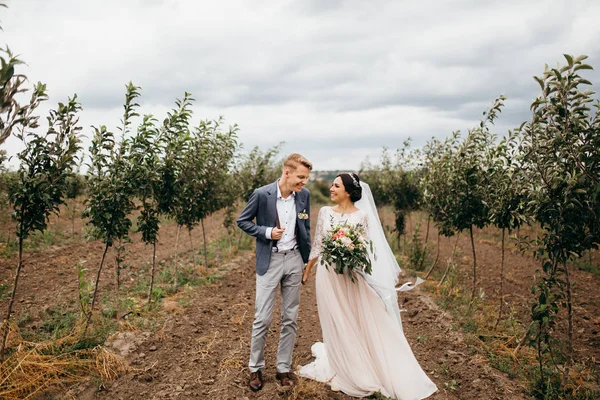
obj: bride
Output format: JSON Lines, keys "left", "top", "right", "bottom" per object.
{"left": 300, "top": 173, "right": 437, "bottom": 399}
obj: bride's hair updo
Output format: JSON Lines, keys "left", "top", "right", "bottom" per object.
{"left": 337, "top": 173, "right": 362, "bottom": 202}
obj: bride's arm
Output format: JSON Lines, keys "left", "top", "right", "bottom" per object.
{"left": 361, "top": 212, "right": 370, "bottom": 240}
{"left": 302, "top": 207, "right": 326, "bottom": 284}
{"left": 302, "top": 257, "right": 319, "bottom": 284}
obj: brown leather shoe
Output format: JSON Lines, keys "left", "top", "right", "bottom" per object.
{"left": 275, "top": 371, "right": 298, "bottom": 387}
{"left": 249, "top": 370, "right": 264, "bottom": 392}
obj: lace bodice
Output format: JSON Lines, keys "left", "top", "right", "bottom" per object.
{"left": 309, "top": 206, "right": 369, "bottom": 260}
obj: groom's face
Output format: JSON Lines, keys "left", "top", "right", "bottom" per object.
{"left": 286, "top": 165, "right": 311, "bottom": 192}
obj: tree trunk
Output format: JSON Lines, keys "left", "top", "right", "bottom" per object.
{"left": 114, "top": 239, "right": 122, "bottom": 320}
{"left": 237, "top": 230, "right": 243, "bottom": 250}
{"left": 438, "top": 233, "right": 460, "bottom": 286}
{"left": 425, "top": 233, "right": 441, "bottom": 280}
{"left": 147, "top": 242, "right": 157, "bottom": 304}
{"left": 438, "top": 260, "right": 452, "bottom": 287}
{"left": 424, "top": 215, "right": 431, "bottom": 244}
{"left": 419, "top": 215, "right": 431, "bottom": 270}
{"left": 71, "top": 204, "right": 76, "bottom": 239}
{"left": 469, "top": 225, "right": 478, "bottom": 307}
{"left": 188, "top": 228, "right": 194, "bottom": 262}
{"left": 0, "top": 233, "right": 24, "bottom": 361}
{"left": 494, "top": 228, "right": 506, "bottom": 329}
{"left": 201, "top": 218, "right": 208, "bottom": 268}
{"left": 537, "top": 329, "right": 544, "bottom": 384}
{"left": 84, "top": 242, "right": 110, "bottom": 336}
{"left": 563, "top": 260, "right": 574, "bottom": 383}
{"left": 174, "top": 225, "right": 181, "bottom": 290}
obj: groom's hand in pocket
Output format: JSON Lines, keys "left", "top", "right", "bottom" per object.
{"left": 272, "top": 227, "right": 285, "bottom": 240}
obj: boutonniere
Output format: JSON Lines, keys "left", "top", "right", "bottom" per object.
{"left": 298, "top": 209, "right": 309, "bottom": 220}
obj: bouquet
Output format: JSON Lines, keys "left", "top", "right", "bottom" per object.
{"left": 320, "top": 218, "right": 374, "bottom": 282}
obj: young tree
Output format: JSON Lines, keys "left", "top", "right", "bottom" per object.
{"left": 224, "top": 143, "right": 282, "bottom": 251}
{"left": 180, "top": 117, "right": 239, "bottom": 268}
{"left": 237, "top": 144, "right": 283, "bottom": 202}
{"left": 0, "top": 86, "right": 81, "bottom": 360}
{"left": 420, "top": 135, "right": 460, "bottom": 281}
{"left": 0, "top": 47, "right": 26, "bottom": 149}
{"left": 113, "top": 82, "right": 140, "bottom": 295}
{"left": 448, "top": 97, "right": 503, "bottom": 303}
{"left": 128, "top": 112, "right": 163, "bottom": 303}
{"left": 83, "top": 84, "right": 138, "bottom": 332}
{"left": 519, "top": 55, "right": 600, "bottom": 387}
{"left": 64, "top": 168, "right": 86, "bottom": 238}
{"left": 486, "top": 130, "right": 528, "bottom": 327}
{"left": 361, "top": 141, "right": 422, "bottom": 253}
{"left": 0, "top": 17, "right": 28, "bottom": 253}
{"left": 150, "top": 93, "right": 194, "bottom": 288}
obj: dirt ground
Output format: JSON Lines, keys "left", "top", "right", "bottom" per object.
{"left": 402, "top": 213, "right": 600, "bottom": 365}
{"left": 1, "top": 206, "right": 598, "bottom": 399}
{"left": 61, "top": 250, "right": 525, "bottom": 400}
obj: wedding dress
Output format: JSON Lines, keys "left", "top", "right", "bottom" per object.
{"left": 299, "top": 185, "right": 437, "bottom": 399}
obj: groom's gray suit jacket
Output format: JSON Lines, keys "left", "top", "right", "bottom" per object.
{"left": 237, "top": 181, "right": 311, "bottom": 276}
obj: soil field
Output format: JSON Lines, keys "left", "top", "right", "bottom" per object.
{"left": 1, "top": 205, "right": 598, "bottom": 399}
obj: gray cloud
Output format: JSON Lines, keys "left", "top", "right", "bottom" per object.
{"left": 2, "top": 0, "right": 600, "bottom": 171}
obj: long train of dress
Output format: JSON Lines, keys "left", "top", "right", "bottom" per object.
{"left": 299, "top": 207, "right": 437, "bottom": 400}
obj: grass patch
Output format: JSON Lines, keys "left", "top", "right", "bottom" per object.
{"left": 574, "top": 254, "right": 600, "bottom": 276}
{"left": 417, "top": 260, "right": 600, "bottom": 400}
{"left": 39, "top": 306, "right": 79, "bottom": 340}
{"left": 0, "top": 227, "right": 81, "bottom": 257}
{"left": 0, "top": 283, "right": 11, "bottom": 299}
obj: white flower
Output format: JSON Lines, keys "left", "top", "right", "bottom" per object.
{"left": 340, "top": 236, "right": 353, "bottom": 249}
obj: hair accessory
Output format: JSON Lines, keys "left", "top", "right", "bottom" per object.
{"left": 348, "top": 173, "right": 359, "bottom": 187}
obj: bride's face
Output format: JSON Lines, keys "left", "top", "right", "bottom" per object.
{"left": 330, "top": 177, "right": 350, "bottom": 203}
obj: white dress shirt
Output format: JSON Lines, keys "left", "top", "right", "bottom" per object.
{"left": 266, "top": 182, "right": 297, "bottom": 251}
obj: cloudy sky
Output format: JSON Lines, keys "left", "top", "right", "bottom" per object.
{"left": 2, "top": 0, "right": 600, "bottom": 171}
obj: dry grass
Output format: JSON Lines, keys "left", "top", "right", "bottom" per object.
{"left": 229, "top": 302, "right": 248, "bottom": 326}
{"left": 286, "top": 377, "right": 330, "bottom": 400}
{"left": 217, "top": 333, "right": 247, "bottom": 379}
{"left": 0, "top": 322, "right": 129, "bottom": 399}
{"left": 195, "top": 331, "right": 222, "bottom": 360}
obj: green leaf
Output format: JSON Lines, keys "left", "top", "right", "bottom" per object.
{"left": 563, "top": 54, "right": 574, "bottom": 68}
{"left": 533, "top": 76, "right": 545, "bottom": 91}
{"left": 574, "top": 64, "right": 593, "bottom": 72}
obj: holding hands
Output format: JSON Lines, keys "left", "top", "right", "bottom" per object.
{"left": 301, "top": 259, "right": 317, "bottom": 285}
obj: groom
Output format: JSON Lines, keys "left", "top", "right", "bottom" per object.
{"left": 237, "top": 153, "right": 312, "bottom": 392}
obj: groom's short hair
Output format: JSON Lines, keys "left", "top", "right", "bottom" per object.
{"left": 283, "top": 153, "right": 313, "bottom": 171}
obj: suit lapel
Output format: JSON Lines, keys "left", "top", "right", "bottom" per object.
{"left": 295, "top": 190, "right": 306, "bottom": 221}
{"left": 267, "top": 181, "right": 278, "bottom": 226}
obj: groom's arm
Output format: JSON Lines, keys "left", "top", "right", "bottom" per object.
{"left": 237, "top": 189, "right": 268, "bottom": 239}
{"left": 305, "top": 190, "right": 311, "bottom": 247}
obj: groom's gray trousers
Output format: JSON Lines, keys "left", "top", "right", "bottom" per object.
{"left": 249, "top": 248, "right": 304, "bottom": 373}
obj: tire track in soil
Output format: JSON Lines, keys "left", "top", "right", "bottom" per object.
{"left": 71, "top": 252, "right": 527, "bottom": 400}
